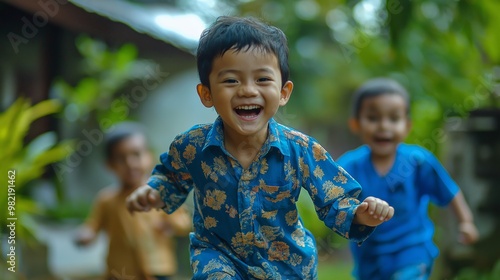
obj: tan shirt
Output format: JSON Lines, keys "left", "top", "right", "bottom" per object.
{"left": 86, "top": 186, "right": 191, "bottom": 279}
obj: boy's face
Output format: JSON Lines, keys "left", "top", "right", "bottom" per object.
{"left": 197, "top": 47, "right": 293, "bottom": 140}
{"left": 107, "top": 134, "right": 153, "bottom": 189}
{"left": 352, "top": 94, "right": 410, "bottom": 157}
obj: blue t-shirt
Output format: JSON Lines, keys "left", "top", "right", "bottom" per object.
{"left": 148, "top": 117, "right": 374, "bottom": 279}
{"left": 337, "top": 144, "right": 459, "bottom": 278}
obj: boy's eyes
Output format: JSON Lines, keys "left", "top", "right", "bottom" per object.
{"left": 257, "top": 77, "right": 272, "bottom": 82}
{"left": 221, "top": 77, "right": 273, "bottom": 84}
{"left": 223, "top": 78, "right": 238, "bottom": 84}
{"left": 111, "top": 150, "right": 145, "bottom": 162}
{"left": 132, "top": 151, "right": 142, "bottom": 157}
{"left": 364, "top": 114, "right": 403, "bottom": 122}
{"left": 390, "top": 115, "right": 402, "bottom": 122}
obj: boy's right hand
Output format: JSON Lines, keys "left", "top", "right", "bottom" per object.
{"left": 74, "top": 226, "right": 96, "bottom": 247}
{"left": 126, "top": 185, "right": 165, "bottom": 213}
{"left": 354, "top": 196, "right": 394, "bottom": 227}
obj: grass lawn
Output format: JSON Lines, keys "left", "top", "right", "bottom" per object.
{"left": 317, "top": 257, "right": 354, "bottom": 280}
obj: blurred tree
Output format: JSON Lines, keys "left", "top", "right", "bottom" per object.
{"left": 229, "top": 0, "right": 499, "bottom": 152}
{"left": 52, "top": 35, "right": 155, "bottom": 131}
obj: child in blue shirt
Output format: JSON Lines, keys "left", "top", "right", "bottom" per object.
{"left": 337, "top": 78, "right": 479, "bottom": 280}
{"left": 126, "top": 16, "right": 394, "bottom": 279}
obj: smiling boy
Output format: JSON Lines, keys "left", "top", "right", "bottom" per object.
{"left": 126, "top": 17, "right": 394, "bottom": 279}
{"left": 75, "top": 122, "right": 191, "bottom": 280}
{"left": 337, "top": 78, "right": 478, "bottom": 280}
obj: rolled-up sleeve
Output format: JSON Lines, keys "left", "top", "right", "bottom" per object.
{"left": 147, "top": 136, "right": 194, "bottom": 214}
{"left": 301, "top": 141, "right": 375, "bottom": 243}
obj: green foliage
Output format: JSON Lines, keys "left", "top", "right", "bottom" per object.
{"left": 455, "top": 260, "right": 500, "bottom": 280}
{"left": 43, "top": 200, "right": 91, "bottom": 222}
{"left": 317, "top": 259, "right": 352, "bottom": 280}
{"left": 0, "top": 98, "right": 73, "bottom": 240}
{"left": 234, "top": 0, "right": 499, "bottom": 154}
{"left": 53, "top": 35, "right": 148, "bottom": 130}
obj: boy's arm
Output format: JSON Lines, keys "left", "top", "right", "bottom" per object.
{"left": 128, "top": 134, "right": 195, "bottom": 214}
{"left": 416, "top": 148, "right": 479, "bottom": 244}
{"left": 75, "top": 192, "right": 106, "bottom": 246}
{"left": 160, "top": 206, "right": 192, "bottom": 237}
{"left": 301, "top": 142, "right": 392, "bottom": 242}
{"left": 126, "top": 185, "right": 165, "bottom": 213}
{"left": 449, "top": 191, "right": 479, "bottom": 244}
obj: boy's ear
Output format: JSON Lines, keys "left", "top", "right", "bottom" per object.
{"left": 348, "top": 118, "right": 360, "bottom": 134}
{"left": 197, "top": 84, "right": 213, "bottom": 108}
{"left": 279, "top": 81, "right": 293, "bottom": 106}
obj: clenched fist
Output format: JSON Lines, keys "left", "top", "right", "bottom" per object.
{"left": 126, "top": 185, "right": 165, "bottom": 213}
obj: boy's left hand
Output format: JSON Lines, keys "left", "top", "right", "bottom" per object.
{"left": 354, "top": 196, "right": 394, "bottom": 227}
{"left": 458, "top": 222, "right": 479, "bottom": 245}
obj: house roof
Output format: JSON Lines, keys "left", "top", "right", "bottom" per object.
{"left": 70, "top": 0, "right": 215, "bottom": 54}
{"left": 4, "top": 0, "right": 234, "bottom": 54}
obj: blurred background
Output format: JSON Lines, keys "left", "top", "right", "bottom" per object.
{"left": 1, "top": 0, "right": 499, "bottom": 279}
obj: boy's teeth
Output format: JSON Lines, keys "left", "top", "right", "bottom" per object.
{"left": 235, "top": 105, "right": 260, "bottom": 110}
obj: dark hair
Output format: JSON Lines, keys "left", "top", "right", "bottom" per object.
{"left": 104, "top": 122, "right": 147, "bottom": 160}
{"left": 352, "top": 78, "right": 410, "bottom": 118}
{"left": 197, "top": 16, "right": 290, "bottom": 88}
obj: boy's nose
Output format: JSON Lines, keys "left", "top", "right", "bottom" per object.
{"left": 238, "top": 82, "right": 259, "bottom": 97}
{"left": 379, "top": 119, "right": 391, "bottom": 130}
{"left": 125, "top": 156, "right": 139, "bottom": 169}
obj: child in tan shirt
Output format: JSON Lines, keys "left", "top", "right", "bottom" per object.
{"left": 75, "top": 122, "right": 191, "bottom": 280}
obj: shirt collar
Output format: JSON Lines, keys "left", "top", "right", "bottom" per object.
{"left": 268, "top": 118, "right": 290, "bottom": 156}
{"left": 202, "top": 117, "right": 289, "bottom": 156}
{"left": 203, "top": 116, "right": 225, "bottom": 151}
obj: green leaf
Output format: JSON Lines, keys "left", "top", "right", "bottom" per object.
{"left": 51, "top": 79, "right": 74, "bottom": 100}
{"left": 32, "top": 140, "right": 74, "bottom": 169}
{"left": 115, "top": 43, "right": 138, "bottom": 70}
{"left": 73, "top": 77, "right": 100, "bottom": 105}
{"left": 27, "top": 99, "right": 62, "bottom": 123}
{"left": 0, "top": 98, "right": 68, "bottom": 242}
{"left": 25, "top": 131, "right": 57, "bottom": 161}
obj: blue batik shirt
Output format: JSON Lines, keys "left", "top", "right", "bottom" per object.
{"left": 148, "top": 117, "right": 374, "bottom": 279}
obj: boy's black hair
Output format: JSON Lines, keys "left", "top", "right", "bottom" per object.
{"left": 197, "top": 16, "right": 289, "bottom": 88}
{"left": 104, "top": 122, "right": 147, "bottom": 160}
{"left": 352, "top": 78, "right": 410, "bottom": 118}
